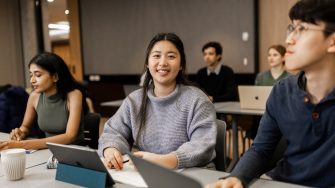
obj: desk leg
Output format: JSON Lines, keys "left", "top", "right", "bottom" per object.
{"left": 227, "top": 117, "right": 239, "bottom": 172}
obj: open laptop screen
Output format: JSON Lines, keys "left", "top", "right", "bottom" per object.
{"left": 238, "top": 85, "right": 273, "bottom": 110}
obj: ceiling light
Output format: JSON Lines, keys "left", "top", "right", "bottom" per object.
{"left": 48, "top": 22, "right": 69, "bottom": 30}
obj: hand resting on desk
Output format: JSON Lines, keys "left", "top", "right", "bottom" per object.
{"left": 103, "top": 147, "right": 125, "bottom": 170}
{"left": 0, "top": 140, "right": 24, "bottom": 151}
{"left": 133, "top": 151, "right": 177, "bottom": 169}
{"left": 206, "top": 177, "right": 243, "bottom": 188}
{"left": 10, "top": 127, "right": 29, "bottom": 141}
{"left": 103, "top": 147, "right": 178, "bottom": 170}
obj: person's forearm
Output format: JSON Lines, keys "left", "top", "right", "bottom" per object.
{"left": 19, "top": 133, "right": 77, "bottom": 150}
{"left": 160, "top": 153, "right": 178, "bottom": 169}
{"left": 230, "top": 148, "right": 268, "bottom": 186}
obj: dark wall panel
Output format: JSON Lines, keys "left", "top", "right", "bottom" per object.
{"left": 80, "top": 0, "right": 256, "bottom": 75}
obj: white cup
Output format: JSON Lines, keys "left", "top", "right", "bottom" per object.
{"left": 1, "top": 148, "right": 26, "bottom": 180}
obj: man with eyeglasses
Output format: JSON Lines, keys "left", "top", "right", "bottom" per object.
{"left": 206, "top": 0, "right": 335, "bottom": 187}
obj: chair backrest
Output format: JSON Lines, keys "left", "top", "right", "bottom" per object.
{"left": 83, "top": 112, "right": 101, "bottom": 149}
{"left": 213, "top": 119, "right": 227, "bottom": 171}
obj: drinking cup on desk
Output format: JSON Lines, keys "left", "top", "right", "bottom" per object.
{"left": 1, "top": 148, "right": 26, "bottom": 180}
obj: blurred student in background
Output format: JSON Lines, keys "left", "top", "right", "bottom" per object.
{"left": 196, "top": 41, "right": 237, "bottom": 102}
{"left": 255, "top": 44, "right": 290, "bottom": 86}
{"left": 246, "top": 45, "right": 291, "bottom": 140}
{"left": 99, "top": 33, "right": 217, "bottom": 170}
{"left": 0, "top": 52, "right": 87, "bottom": 150}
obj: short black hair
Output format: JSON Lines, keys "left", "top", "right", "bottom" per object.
{"left": 202, "top": 41, "right": 222, "bottom": 61}
{"left": 289, "top": 0, "right": 335, "bottom": 36}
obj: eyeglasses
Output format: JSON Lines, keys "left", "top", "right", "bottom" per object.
{"left": 286, "top": 24, "right": 326, "bottom": 38}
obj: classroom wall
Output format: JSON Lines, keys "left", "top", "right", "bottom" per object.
{"left": 0, "top": 0, "right": 299, "bottom": 87}
{"left": 0, "top": 0, "right": 25, "bottom": 87}
{"left": 258, "top": 0, "right": 298, "bottom": 72}
{"left": 80, "top": 0, "right": 256, "bottom": 75}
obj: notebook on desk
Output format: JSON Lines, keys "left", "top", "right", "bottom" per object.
{"left": 128, "top": 153, "right": 202, "bottom": 188}
{"left": 47, "top": 142, "right": 114, "bottom": 186}
{"left": 238, "top": 85, "right": 273, "bottom": 110}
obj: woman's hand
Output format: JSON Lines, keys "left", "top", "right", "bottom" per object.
{"left": 206, "top": 177, "right": 243, "bottom": 188}
{"left": 10, "top": 128, "right": 27, "bottom": 141}
{"left": 103, "top": 147, "right": 124, "bottom": 170}
{"left": 0, "top": 140, "right": 22, "bottom": 151}
{"left": 133, "top": 151, "right": 177, "bottom": 169}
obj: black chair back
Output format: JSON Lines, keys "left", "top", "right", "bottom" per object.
{"left": 83, "top": 112, "right": 100, "bottom": 149}
{"left": 214, "top": 119, "right": 227, "bottom": 171}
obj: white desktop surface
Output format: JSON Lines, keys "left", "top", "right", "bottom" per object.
{"left": 100, "top": 99, "right": 124, "bottom": 107}
{"left": 0, "top": 131, "right": 307, "bottom": 188}
{"left": 0, "top": 164, "right": 307, "bottom": 188}
{"left": 214, "top": 101, "right": 264, "bottom": 116}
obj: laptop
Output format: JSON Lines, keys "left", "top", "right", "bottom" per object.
{"left": 238, "top": 85, "right": 273, "bottom": 110}
{"left": 47, "top": 142, "right": 114, "bottom": 185}
{"left": 128, "top": 153, "right": 202, "bottom": 188}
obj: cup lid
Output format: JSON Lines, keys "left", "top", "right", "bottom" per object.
{"left": 1, "top": 148, "right": 26, "bottom": 157}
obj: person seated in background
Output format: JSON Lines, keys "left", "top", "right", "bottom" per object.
{"left": 246, "top": 45, "right": 291, "bottom": 140}
{"left": 207, "top": 0, "right": 335, "bottom": 187}
{"left": 99, "top": 33, "right": 217, "bottom": 170}
{"left": 196, "top": 41, "right": 237, "bottom": 102}
{"left": 0, "top": 84, "right": 32, "bottom": 134}
{"left": 255, "top": 44, "right": 290, "bottom": 86}
{"left": 0, "top": 52, "right": 88, "bottom": 150}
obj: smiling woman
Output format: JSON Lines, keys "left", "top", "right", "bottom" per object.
{"left": 98, "top": 33, "right": 217, "bottom": 171}
{"left": 147, "top": 40, "right": 182, "bottom": 97}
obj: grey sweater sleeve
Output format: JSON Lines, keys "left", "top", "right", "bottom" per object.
{"left": 173, "top": 96, "right": 217, "bottom": 168}
{"left": 98, "top": 99, "right": 133, "bottom": 156}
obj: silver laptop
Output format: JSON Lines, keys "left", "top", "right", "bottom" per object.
{"left": 238, "top": 85, "right": 273, "bottom": 110}
{"left": 128, "top": 154, "right": 202, "bottom": 188}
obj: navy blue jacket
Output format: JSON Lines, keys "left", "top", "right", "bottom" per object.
{"left": 196, "top": 65, "right": 237, "bottom": 102}
{"left": 0, "top": 85, "right": 29, "bottom": 133}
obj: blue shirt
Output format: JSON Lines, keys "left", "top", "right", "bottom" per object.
{"left": 231, "top": 71, "right": 335, "bottom": 187}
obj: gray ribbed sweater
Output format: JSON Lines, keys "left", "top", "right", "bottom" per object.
{"left": 98, "top": 84, "right": 217, "bottom": 168}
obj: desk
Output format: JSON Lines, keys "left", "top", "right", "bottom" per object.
{"left": 0, "top": 134, "right": 306, "bottom": 188}
{"left": 214, "top": 102, "right": 264, "bottom": 172}
{"left": 0, "top": 162, "right": 306, "bottom": 188}
{"left": 100, "top": 99, "right": 124, "bottom": 107}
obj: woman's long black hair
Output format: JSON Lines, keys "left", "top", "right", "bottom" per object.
{"left": 28, "top": 52, "right": 89, "bottom": 114}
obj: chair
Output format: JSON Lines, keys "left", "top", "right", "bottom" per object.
{"left": 213, "top": 119, "right": 227, "bottom": 171}
{"left": 83, "top": 112, "right": 101, "bottom": 149}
